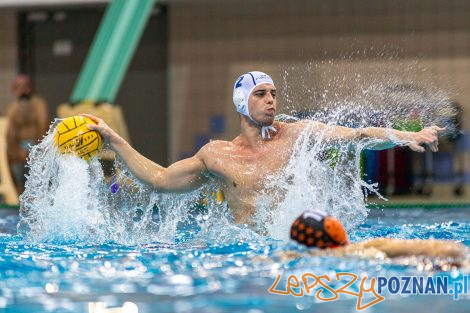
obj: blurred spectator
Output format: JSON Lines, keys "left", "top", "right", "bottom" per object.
{"left": 4, "top": 75, "right": 49, "bottom": 193}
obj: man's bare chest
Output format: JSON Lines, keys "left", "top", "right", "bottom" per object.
{"left": 11, "top": 103, "right": 40, "bottom": 126}
{"left": 209, "top": 146, "right": 292, "bottom": 189}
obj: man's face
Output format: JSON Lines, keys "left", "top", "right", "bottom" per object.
{"left": 248, "top": 83, "right": 277, "bottom": 126}
{"left": 12, "top": 77, "right": 32, "bottom": 98}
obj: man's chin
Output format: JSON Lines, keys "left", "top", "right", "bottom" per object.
{"left": 261, "top": 117, "right": 275, "bottom": 126}
{"left": 251, "top": 115, "right": 274, "bottom": 127}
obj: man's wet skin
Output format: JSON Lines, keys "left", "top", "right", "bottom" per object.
{"left": 84, "top": 71, "right": 444, "bottom": 226}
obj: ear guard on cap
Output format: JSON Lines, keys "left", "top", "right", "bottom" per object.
{"left": 232, "top": 71, "right": 275, "bottom": 119}
{"left": 290, "top": 210, "right": 349, "bottom": 249}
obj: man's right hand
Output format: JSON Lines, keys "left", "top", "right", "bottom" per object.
{"left": 81, "top": 113, "right": 126, "bottom": 147}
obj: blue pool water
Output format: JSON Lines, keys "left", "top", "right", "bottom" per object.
{"left": 0, "top": 207, "right": 469, "bottom": 312}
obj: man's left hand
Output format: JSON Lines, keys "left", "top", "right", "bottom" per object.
{"left": 408, "top": 126, "right": 445, "bottom": 152}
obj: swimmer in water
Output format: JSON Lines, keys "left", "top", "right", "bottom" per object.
{"left": 84, "top": 71, "right": 444, "bottom": 224}
{"left": 284, "top": 210, "right": 468, "bottom": 269}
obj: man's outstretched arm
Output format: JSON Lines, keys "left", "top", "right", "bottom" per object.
{"left": 84, "top": 114, "right": 208, "bottom": 192}
{"left": 305, "top": 121, "right": 444, "bottom": 152}
{"left": 361, "top": 238, "right": 466, "bottom": 259}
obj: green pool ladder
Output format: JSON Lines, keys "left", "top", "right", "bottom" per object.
{"left": 71, "top": 0, "right": 156, "bottom": 104}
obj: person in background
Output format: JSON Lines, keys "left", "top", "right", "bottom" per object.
{"left": 4, "top": 74, "right": 49, "bottom": 193}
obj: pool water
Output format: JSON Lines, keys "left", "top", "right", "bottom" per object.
{"left": 0, "top": 207, "right": 469, "bottom": 312}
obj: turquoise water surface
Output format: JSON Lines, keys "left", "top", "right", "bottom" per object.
{"left": 1, "top": 207, "right": 469, "bottom": 313}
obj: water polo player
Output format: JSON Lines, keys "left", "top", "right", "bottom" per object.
{"left": 289, "top": 210, "right": 467, "bottom": 267}
{"left": 85, "top": 71, "right": 444, "bottom": 225}
{"left": 290, "top": 209, "right": 349, "bottom": 249}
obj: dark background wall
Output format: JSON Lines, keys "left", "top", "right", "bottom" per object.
{"left": 18, "top": 5, "right": 168, "bottom": 165}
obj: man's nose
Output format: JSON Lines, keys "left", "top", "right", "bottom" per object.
{"left": 265, "top": 93, "right": 274, "bottom": 103}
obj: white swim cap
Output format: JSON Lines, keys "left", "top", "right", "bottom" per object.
{"left": 233, "top": 71, "right": 275, "bottom": 120}
{"left": 233, "top": 71, "right": 277, "bottom": 139}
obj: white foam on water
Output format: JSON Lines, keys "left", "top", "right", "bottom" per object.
{"left": 18, "top": 132, "right": 112, "bottom": 243}
{"left": 18, "top": 127, "right": 250, "bottom": 245}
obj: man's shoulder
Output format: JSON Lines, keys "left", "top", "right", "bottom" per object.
{"left": 273, "top": 120, "right": 326, "bottom": 141}
{"left": 31, "top": 95, "right": 48, "bottom": 108}
{"left": 272, "top": 121, "right": 293, "bottom": 132}
{"left": 4, "top": 100, "right": 19, "bottom": 116}
{"left": 198, "top": 139, "right": 232, "bottom": 155}
{"left": 274, "top": 120, "right": 313, "bottom": 133}
{"left": 280, "top": 119, "right": 324, "bottom": 130}
{"left": 207, "top": 139, "right": 232, "bottom": 147}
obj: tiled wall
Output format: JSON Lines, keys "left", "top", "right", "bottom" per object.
{"left": 1, "top": 1, "right": 470, "bottom": 162}
{"left": 0, "top": 10, "right": 17, "bottom": 114}
{"left": 168, "top": 0, "right": 470, "bottom": 161}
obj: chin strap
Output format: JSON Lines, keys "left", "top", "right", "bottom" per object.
{"left": 246, "top": 113, "right": 277, "bottom": 140}
{"left": 261, "top": 125, "right": 277, "bottom": 140}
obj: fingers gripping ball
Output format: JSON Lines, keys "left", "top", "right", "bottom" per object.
{"left": 290, "top": 210, "right": 349, "bottom": 249}
{"left": 54, "top": 116, "right": 103, "bottom": 160}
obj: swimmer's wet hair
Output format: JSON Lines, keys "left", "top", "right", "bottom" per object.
{"left": 290, "top": 210, "right": 349, "bottom": 249}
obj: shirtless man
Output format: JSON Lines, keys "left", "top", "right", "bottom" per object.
{"left": 86, "top": 71, "right": 444, "bottom": 224}
{"left": 5, "top": 75, "right": 49, "bottom": 193}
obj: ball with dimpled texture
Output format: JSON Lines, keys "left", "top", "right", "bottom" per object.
{"left": 290, "top": 211, "right": 349, "bottom": 249}
{"left": 54, "top": 116, "right": 103, "bottom": 160}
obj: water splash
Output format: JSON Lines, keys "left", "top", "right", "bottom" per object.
{"left": 256, "top": 60, "right": 458, "bottom": 240}
{"left": 18, "top": 132, "right": 115, "bottom": 243}
{"left": 280, "top": 58, "right": 458, "bottom": 132}
{"left": 255, "top": 122, "right": 372, "bottom": 240}
{"left": 18, "top": 60, "right": 457, "bottom": 245}
{"left": 18, "top": 126, "right": 257, "bottom": 245}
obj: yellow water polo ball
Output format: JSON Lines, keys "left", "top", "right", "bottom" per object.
{"left": 54, "top": 116, "right": 103, "bottom": 160}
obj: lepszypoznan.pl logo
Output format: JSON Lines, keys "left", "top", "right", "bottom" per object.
{"left": 269, "top": 272, "right": 469, "bottom": 310}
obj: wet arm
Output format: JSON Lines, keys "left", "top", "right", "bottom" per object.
{"left": 308, "top": 121, "right": 443, "bottom": 152}
{"left": 113, "top": 142, "right": 208, "bottom": 192}
{"left": 362, "top": 238, "right": 466, "bottom": 259}
{"left": 84, "top": 114, "right": 208, "bottom": 192}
